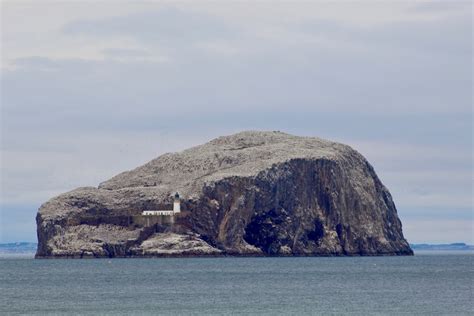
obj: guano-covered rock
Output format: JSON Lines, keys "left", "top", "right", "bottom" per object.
{"left": 36, "top": 131, "right": 413, "bottom": 258}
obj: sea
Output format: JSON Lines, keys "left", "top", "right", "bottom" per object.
{"left": 0, "top": 252, "right": 472, "bottom": 315}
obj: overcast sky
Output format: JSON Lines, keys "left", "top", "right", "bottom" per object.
{"left": 1, "top": 1, "right": 472, "bottom": 243}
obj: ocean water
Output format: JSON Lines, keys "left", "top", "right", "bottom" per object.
{"left": 0, "top": 252, "right": 472, "bottom": 315}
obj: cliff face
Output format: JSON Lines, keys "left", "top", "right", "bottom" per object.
{"left": 36, "top": 131, "right": 413, "bottom": 258}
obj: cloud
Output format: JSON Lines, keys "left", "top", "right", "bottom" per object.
{"left": 298, "top": 12, "right": 471, "bottom": 58}
{"left": 62, "top": 7, "right": 237, "bottom": 48}
{"left": 409, "top": 1, "right": 472, "bottom": 15}
{"left": 102, "top": 48, "right": 151, "bottom": 57}
{"left": 1, "top": 2, "right": 472, "bottom": 243}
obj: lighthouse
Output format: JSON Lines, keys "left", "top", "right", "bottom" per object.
{"left": 173, "top": 192, "right": 181, "bottom": 213}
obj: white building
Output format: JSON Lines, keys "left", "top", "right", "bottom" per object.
{"left": 142, "top": 192, "right": 181, "bottom": 216}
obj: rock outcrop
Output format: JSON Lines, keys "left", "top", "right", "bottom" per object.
{"left": 36, "top": 131, "right": 413, "bottom": 258}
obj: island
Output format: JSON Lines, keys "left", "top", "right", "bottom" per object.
{"left": 35, "top": 131, "right": 413, "bottom": 258}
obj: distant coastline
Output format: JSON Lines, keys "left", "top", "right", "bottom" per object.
{"left": 410, "top": 243, "right": 474, "bottom": 251}
{"left": 0, "top": 242, "right": 37, "bottom": 254}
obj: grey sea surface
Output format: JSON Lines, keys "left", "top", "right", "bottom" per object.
{"left": 0, "top": 252, "right": 472, "bottom": 315}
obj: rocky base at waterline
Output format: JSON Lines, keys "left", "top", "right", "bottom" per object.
{"left": 36, "top": 131, "right": 413, "bottom": 258}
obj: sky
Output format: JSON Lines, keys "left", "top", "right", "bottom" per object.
{"left": 0, "top": 1, "right": 472, "bottom": 244}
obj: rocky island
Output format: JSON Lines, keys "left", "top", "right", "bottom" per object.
{"left": 36, "top": 131, "right": 413, "bottom": 258}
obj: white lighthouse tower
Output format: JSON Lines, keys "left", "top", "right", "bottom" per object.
{"left": 173, "top": 192, "right": 181, "bottom": 213}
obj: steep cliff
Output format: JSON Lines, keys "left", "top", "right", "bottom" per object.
{"left": 36, "top": 131, "right": 413, "bottom": 258}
